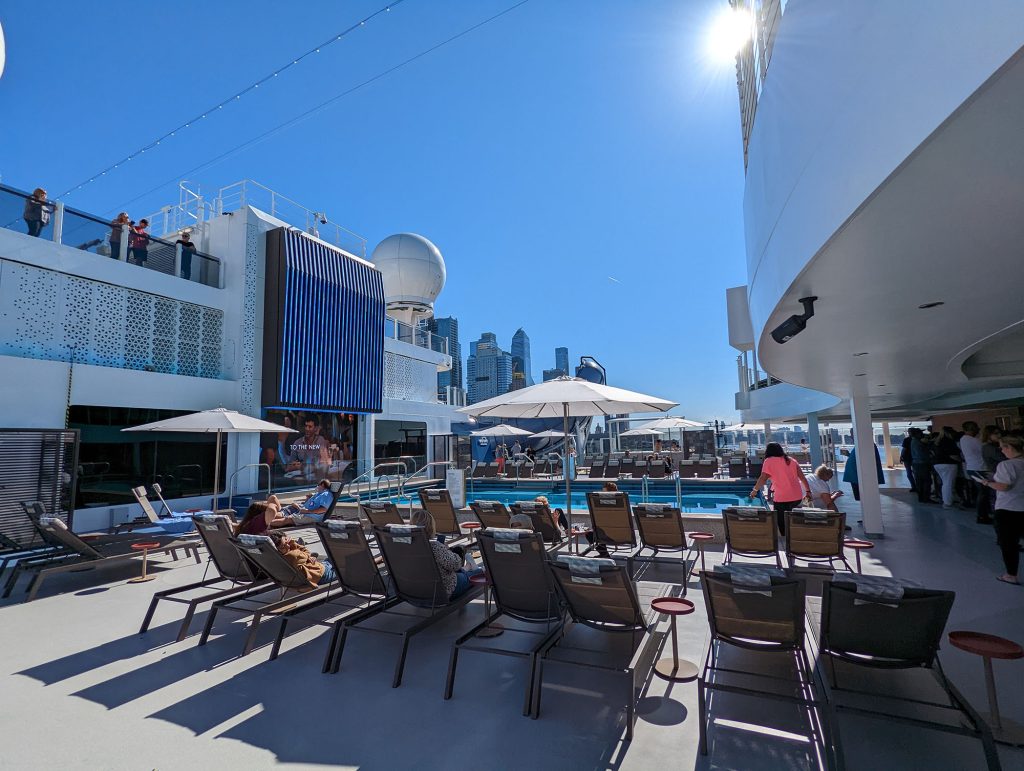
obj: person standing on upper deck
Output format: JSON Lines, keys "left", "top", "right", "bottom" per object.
{"left": 23, "top": 188, "right": 52, "bottom": 237}
{"left": 129, "top": 219, "right": 150, "bottom": 266}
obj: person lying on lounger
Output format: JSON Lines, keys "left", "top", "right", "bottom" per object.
{"left": 268, "top": 530, "right": 336, "bottom": 589}
{"left": 268, "top": 479, "right": 333, "bottom": 525}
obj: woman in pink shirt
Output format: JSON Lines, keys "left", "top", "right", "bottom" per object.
{"left": 749, "top": 442, "right": 812, "bottom": 534}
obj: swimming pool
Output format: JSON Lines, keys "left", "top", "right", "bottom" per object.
{"left": 394, "top": 488, "right": 755, "bottom": 513}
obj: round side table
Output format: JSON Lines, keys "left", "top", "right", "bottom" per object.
{"left": 651, "top": 597, "right": 697, "bottom": 682}
{"left": 949, "top": 630, "right": 1024, "bottom": 745}
{"left": 469, "top": 572, "right": 504, "bottom": 638}
{"left": 460, "top": 521, "right": 482, "bottom": 538}
{"left": 843, "top": 539, "right": 874, "bottom": 574}
{"left": 128, "top": 542, "right": 161, "bottom": 584}
{"left": 570, "top": 527, "right": 592, "bottom": 555}
{"left": 688, "top": 532, "right": 715, "bottom": 575}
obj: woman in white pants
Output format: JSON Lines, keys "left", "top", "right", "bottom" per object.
{"left": 933, "top": 426, "right": 962, "bottom": 508}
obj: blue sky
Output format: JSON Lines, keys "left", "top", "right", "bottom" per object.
{"left": 0, "top": 0, "right": 748, "bottom": 421}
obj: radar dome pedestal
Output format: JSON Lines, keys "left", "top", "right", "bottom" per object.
{"left": 371, "top": 233, "right": 445, "bottom": 326}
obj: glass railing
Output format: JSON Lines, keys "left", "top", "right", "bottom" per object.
{"left": 0, "top": 183, "right": 223, "bottom": 288}
{"left": 385, "top": 316, "right": 449, "bottom": 356}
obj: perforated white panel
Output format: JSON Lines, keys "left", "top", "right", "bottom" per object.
{"left": 240, "top": 223, "right": 258, "bottom": 414}
{"left": 0, "top": 260, "right": 223, "bottom": 378}
{"left": 383, "top": 351, "right": 437, "bottom": 402}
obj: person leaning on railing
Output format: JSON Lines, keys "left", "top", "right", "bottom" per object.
{"left": 129, "top": 218, "right": 150, "bottom": 266}
{"left": 108, "top": 212, "right": 130, "bottom": 258}
{"left": 175, "top": 229, "right": 197, "bottom": 280}
{"left": 23, "top": 187, "right": 53, "bottom": 237}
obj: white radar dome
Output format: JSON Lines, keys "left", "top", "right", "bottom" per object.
{"left": 371, "top": 233, "right": 446, "bottom": 315}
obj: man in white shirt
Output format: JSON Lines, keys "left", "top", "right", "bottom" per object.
{"left": 960, "top": 421, "right": 990, "bottom": 523}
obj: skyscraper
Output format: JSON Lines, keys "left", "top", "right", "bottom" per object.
{"left": 423, "top": 316, "right": 463, "bottom": 403}
{"left": 555, "top": 346, "right": 569, "bottom": 376}
{"left": 510, "top": 328, "right": 534, "bottom": 387}
{"left": 466, "top": 332, "right": 513, "bottom": 404}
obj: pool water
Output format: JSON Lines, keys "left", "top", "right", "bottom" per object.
{"left": 397, "top": 488, "right": 754, "bottom": 514}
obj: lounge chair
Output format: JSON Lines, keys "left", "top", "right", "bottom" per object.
{"left": 583, "top": 491, "right": 640, "bottom": 575}
{"left": 0, "top": 503, "right": 66, "bottom": 576}
{"left": 515, "top": 462, "right": 534, "bottom": 479}
{"left": 813, "top": 578, "right": 998, "bottom": 770}
{"left": 484, "top": 462, "right": 501, "bottom": 478}
{"left": 274, "top": 520, "right": 395, "bottom": 670}
{"left": 469, "top": 500, "right": 512, "bottom": 530}
{"left": 632, "top": 503, "right": 697, "bottom": 594}
{"left": 678, "top": 459, "right": 696, "bottom": 477}
{"left": 537, "top": 555, "right": 661, "bottom": 739}
{"left": 748, "top": 460, "right": 764, "bottom": 479}
{"left": 445, "top": 528, "right": 564, "bottom": 715}
{"left": 360, "top": 500, "right": 405, "bottom": 527}
{"left": 698, "top": 569, "right": 832, "bottom": 763}
{"left": 647, "top": 461, "right": 666, "bottom": 479}
{"left": 588, "top": 458, "right": 606, "bottom": 478}
{"left": 139, "top": 513, "right": 273, "bottom": 641}
{"left": 721, "top": 506, "right": 783, "bottom": 568}
{"left": 333, "top": 524, "right": 484, "bottom": 687}
{"left": 784, "top": 509, "right": 853, "bottom": 572}
{"left": 510, "top": 501, "right": 565, "bottom": 547}
{"left": 471, "top": 462, "right": 488, "bottom": 479}
{"left": 695, "top": 460, "right": 718, "bottom": 479}
{"left": 728, "top": 457, "right": 748, "bottom": 478}
{"left": 128, "top": 486, "right": 197, "bottom": 535}
{"left": 417, "top": 488, "right": 467, "bottom": 542}
{"left": 199, "top": 533, "right": 341, "bottom": 656}
{"left": 3, "top": 516, "right": 200, "bottom": 602}
{"left": 620, "top": 458, "right": 636, "bottom": 478}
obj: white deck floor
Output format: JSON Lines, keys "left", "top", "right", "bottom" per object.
{"left": 2, "top": 471, "right": 1024, "bottom": 770}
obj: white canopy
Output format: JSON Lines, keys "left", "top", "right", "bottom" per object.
{"left": 531, "top": 429, "right": 571, "bottom": 439}
{"left": 122, "top": 407, "right": 295, "bottom": 510}
{"left": 459, "top": 376, "right": 676, "bottom": 419}
{"left": 470, "top": 424, "right": 533, "bottom": 438}
{"left": 643, "top": 416, "right": 707, "bottom": 430}
{"left": 619, "top": 427, "right": 662, "bottom": 437}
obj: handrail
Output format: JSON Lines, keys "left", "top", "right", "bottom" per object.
{"left": 348, "top": 462, "right": 409, "bottom": 503}
{"left": 396, "top": 455, "right": 420, "bottom": 475}
{"left": 227, "top": 463, "right": 272, "bottom": 511}
{"left": 402, "top": 460, "right": 455, "bottom": 498}
{"left": 675, "top": 475, "right": 682, "bottom": 510}
{"left": 641, "top": 475, "right": 650, "bottom": 504}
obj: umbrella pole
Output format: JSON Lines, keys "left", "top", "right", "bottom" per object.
{"left": 212, "top": 429, "right": 222, "bottom": 512}
{"left": 563, "top": 404, "right": 571, "bottom": 531}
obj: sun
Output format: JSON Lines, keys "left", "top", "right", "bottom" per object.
{"left": 706, "top": 7, "right": 754, "bottom": 64}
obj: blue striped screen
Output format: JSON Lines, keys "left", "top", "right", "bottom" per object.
{"left": 264, "top": 229, "right": 384, "bottom": 413}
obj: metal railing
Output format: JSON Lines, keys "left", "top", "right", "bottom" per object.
{"left": 226, "top": 463, "right": 272, "bottom": 511}
{"left": 387, "top": 316, "right": 449, "bottom": 356}
{"left": 1, "top": 183, "right": 223, "bottom": 288}
{"left": 214, "top": 179, "right": 367, "bottom": 258}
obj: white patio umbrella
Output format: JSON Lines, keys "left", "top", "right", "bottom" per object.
{"left": 470, "top": 424, "right": 533, "bottom": 437}
{"left": 122, "top": 407, "right": 295, "bottom": 511}
{"left": 619, "top": 427, "right": 662, "bottom": 453}
{"left": 530, "top": 429, "right": 571, "bottom": 439}
{"left": 459, "top": 376, "right": 676, "bottom": 519}
{"left": 643, "top": 416, "right": 707, "bottom": 430}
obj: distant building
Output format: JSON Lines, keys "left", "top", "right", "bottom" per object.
{"left": 510, "top": 370, "right": 526, "bottom": 391}
{"left": 543, "top": 368, "right": 565, "bottom": 381}
{"left": 423, "top": 316, "right": 463, "bottom": 402}
{"left": 466, "top": 332, "right": 513, "bottom": 403}
{"left": 511, "top": 328, "right": 534, "bottom": 387}
{"left": 555, "top": 346, "right": 569, "bottom": 375}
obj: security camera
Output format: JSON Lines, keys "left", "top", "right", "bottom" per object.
{"left": 314, "top": 211, "right": 328, "bottom": 225}
{"left": 770, "top": 296, "right": 817, "bottom": 344}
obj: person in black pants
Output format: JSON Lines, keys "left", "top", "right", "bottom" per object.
{"left": 909, "top": 428, "right": 933, "bottom": 504}
{"left": 980, "top": 434, "right": 1024, "bottom": 585}
{"left": 900, "top": 434, "right": 917, "bottom": 492}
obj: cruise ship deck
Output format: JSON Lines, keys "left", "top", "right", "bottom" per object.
{"left": 3, "top": 472, "right": 1023, "bottom": 770}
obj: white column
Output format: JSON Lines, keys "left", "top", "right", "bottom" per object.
{"left": 850, "top": 378, "right": 884, "bottom": 537}
{"left": 807, "top": 413, "right": 823, "bottom": 468}
{"left": 881, "top": 421, "right": 893, "bottom": 468}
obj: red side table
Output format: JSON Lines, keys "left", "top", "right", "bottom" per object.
{"left": 949, "top": 630, "right": 1024, "bottom": 745}
{"left": 469, "top": 572, "right": 503, "bottom": 638}
{"left": 128, "top": 542, "right": 161, "bottom": 584}
{"left": 843, "top": 539, "right": 874, "bottom": 574}
{"left": 570, "top": 527, "right": 592, "bottom": 555}
{"left": 688, "top": 532, "right": 715, "bottom": 575}
{"left": 651, "top": 597, "right": 697, "bottom": 682}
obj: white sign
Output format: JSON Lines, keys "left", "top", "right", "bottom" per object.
{"left": 446, "top": 468, "right": 466, "bottom": 509}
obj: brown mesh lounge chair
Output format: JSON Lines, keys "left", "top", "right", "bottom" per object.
{"left": 698, "top": 569, "right": 833, "bottom": 765}
{"left": 620, "top": 458, "right": 637, "bottom": 478}
{"left": 647, "top": 460, "right": 666, "bottom": 479}
{"left": 537, "top": 555, "right": 660, "bottom": 739}
{"left": 139, "top": 513, "right": 273, "bottom": 641}
{"left": 0, "top": 503, "right": 67, "bottom": 577}
{"left": 632, "top": 503, "right": 697, "bottom": 594}
{"left": 583, "top": 491, "right": 640, "bottom": 575}
{"left": 418, "top": 488, "right": 467, "bottom": 542}
{"left": 814, "top": 579, "right": 998, "bottom": 771}
{"left": 784, "top": 508, "right": 853, "bottom": 572}
{"left": 721, "top": 506, "right": 783, "bottom": 568}
{"left": 199, "top": 533, "right": 341, "bottom": 657}
{"left": 469, "top": 500, "right": 512, "bottom": 530}
{"left": 588, "top": 458, "right": 606, "bottom": 478}
{"left": 472, "top": 462, "right": 489, "bottom": 479}
{"left": 510, "top": 501, "right": 565, "bottom": 548}
{"left": 272, "top": 520, "right": 395, "bottom": 670}
{"left": 3, "top": 515, "right": 200, "bottom": 602}
{"left": 445, "top": 528, "right": 564, "bottom": 715}
{"left": 332, "top": 524, "right": 484, "bottom": 687}
{"left": 360, "top": 500, "right": 405, "bottom": 527}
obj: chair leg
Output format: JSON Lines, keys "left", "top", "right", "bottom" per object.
{"left": 698, "top": 676, "right": 709, "bottom": 754}
{"left": 25, "top": 572, "right": 46, "bottom": 603}
{"left": 198, "top": 605, "right": 219, "bottom": 646}
{"left": 139, "top": 595, "right": 161, "bottom": 633}
{"left": 176, "top": 601, "right": 199, "bottom": 642}
{"left": 624, "top": 673, "right": 635, "bottom": 742}
{"left": 392, "top": 633, "right": 412, "bottom": 688}
{"left": 192, "top": 546, "right": 202, "bottom": 564}
{"left": 330, "top": 625, "right": 351, "bottom": 674}
{"left": 531, "top": 659, "right": 545, "bottom": 719}
{"left": 523, "top": 653, "right": 537, "bottom": 717}
{"left": 269, "top": 618, "right": 289, "bottom": 661}
{"left": 321, "top": 621, "right": 343, "bottom": 674}
{"left": 241, "top": 612, "right": 264, "bottom": 657}
{"left": 3, "top": 564, "right": 24, "bottom": 598}
{"left": 443, "top": 645, "right": 459, "bottom": 700}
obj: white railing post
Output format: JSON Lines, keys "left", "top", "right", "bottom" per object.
{"left": 174, "top": 244, "right": 182, "bottom": 278}
{"left": 218, "top": 259, "right": 225, "bottom": 289}
{"left": 196, "top": 196, "right": 205, "bottom": 224}
{"left": 52, "top": 202, "right": 64, "bottom": 244}
{"left": 119, "top": 224, "right": 130, "bottom": 261}
{"left": 161, "top": 205, "right": 170, "bottom": 237}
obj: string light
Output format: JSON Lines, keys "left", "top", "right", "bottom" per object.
{"left": 55, "top": 0, "right": 408, "bottom": 200}
{"left": 106, "top": 0, "right": 532, "bottom": 215}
